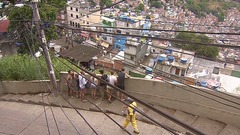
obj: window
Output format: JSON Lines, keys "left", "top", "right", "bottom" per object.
{"left": 130, "top": 56, "right": 134, "bottom": 61}
{"left": 127, "top": 23, "right": 129, "bottom": 27}
{"left": 83, "top": 21, "right": 85, "bottom": 23}
{"left": 87, "top": 22, "right": 89, "bottom": 24}
{"left": 70, "top": 21, "right": 72, "bottom": 26}
{"left": 116, "top": 30, "right": 121, "bottom": 33}
{"left": 76, "top": 15, "right": 78, "bottom": 18}
{"left": 75, "top": 22, "right": 77, "bottom": 27}
{"left": 71, "top": 14, "right": 73, "bottom": 17}
{"left": 126, "top": 32, "right": 130, "bottom": 35}
{"left": 102, "top": 36, "right": 107, "bottom": 40}
{"left": 87, "top": 15, "right": 89, "bottom": 18}
{"left": 76, "top": 8, "right": 78, "bottom": 12}
{"left": 110, "top": 38, "right": 111, "bottom": 40}
{"left": 70, "top": 7, "right": 73, "bottom": 10}
{"left": 104, "top": 28, "right": 107, "bottom": 32}
{"left": 78, "top": 23, "right": 80, "bottom": 28}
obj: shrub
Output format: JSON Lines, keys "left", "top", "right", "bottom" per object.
{"left": 0, "top": 55, "right": 77, "bottom": 81}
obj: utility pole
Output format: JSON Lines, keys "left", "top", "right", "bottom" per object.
{"left": 32, "top": 0, "right": 59, "bottom": 93}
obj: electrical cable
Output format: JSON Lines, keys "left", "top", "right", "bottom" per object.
{"left": 55, "top": 56, "right": 205, "bottom": 135}
{"left": 80, "top": 33, "right": 240, "bottom": 66}
{"left": 24, "top": 26, "right": 180, "bottom": 135}
{"left": 53, "top": 57, "right": 179, "bottom": 135}
{"left": 66, "top": 16, "right": 240, "bottom": 35}
{"left": 51, "top": 63, "right": 133, "bottom": 135}
{"left": 62, "top": 26, "right": 240, "bottom": 48}
{"left": 25, "top": 25, "right": 83, "bottom": 135}
{"left": 79, "top": 42, "right": 240, "bottom": 107}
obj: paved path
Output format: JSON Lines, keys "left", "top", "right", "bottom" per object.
{"left": 0, "top": 101, "right": 171, "bottom": 135}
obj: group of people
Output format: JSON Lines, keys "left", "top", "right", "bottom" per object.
{"left": 66, "top": 68, "right": 130, "bottom": 102}
{"left": 66, "top": 69, "right": 139, "bottom": 134}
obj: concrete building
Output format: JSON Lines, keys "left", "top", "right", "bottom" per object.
{"left": 101, "top": 16, "right": 115, "bottom": 45}
{"left": 155, "top": 48, "right": 195, "bottom": 77}
{"left": 66, "top": 0, "right": 101, "bottom": 27}
{"left": 114, "top": 15, "right": 140, "bottom": 51}
{"left": 124, "top": 37, "right": 148, "bottom": 66}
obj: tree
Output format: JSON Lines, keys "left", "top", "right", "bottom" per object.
{"left": 135, "top": 3, "right": 144, "bottom": 11}
{"left": 100, "top": 0, "right": 112, "bottom": 8}
{"left": 174, "top": 33, "right": 219, "bottom": 58}
{"left": 6, "top": 1, "right": 65, "bottom": 54}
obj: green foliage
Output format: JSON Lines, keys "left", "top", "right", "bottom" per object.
{"left": 100, "top": 0, "right": 112, "bottom": 8}
{"left": 146, "top": 15, "right": 151, "bottom": 19}
{"left": 174, "top": 33, "right": 219, "bottom": 58}
{"left": 184, "top": 0, "right": 239, "bottom": 22}
{"left": 7, "top": 2, "right": 62, "bottom": 54}
{"left": 135, "top": 3, "right": 144, "bottom": 11}
{"left": 121, "top": 8, "right": 128, "bottom": 12}
{"left": 149, "top": 0, "right": 162, "bottom": 8}
{"left": 88, "top": 0, "right": 97, "bottom": 8}
{"left": 0, "top": 55, "right": 77, "bottom": 81}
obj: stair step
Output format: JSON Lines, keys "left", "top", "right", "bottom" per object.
{"left": 141, "top": 105, "right": 176, "bottom": 125}
{"left": 67, "top": 97, "right": 92, "bottom": 110}
{"left": 218, "top": 125, "right": 240, "bottom": 135}
{"left": 89, "top": 98, "right": 112, "bottom": 112}
{"left": 191, "top": 117, "right": 226, "bottom": 135}
{"left": 38, "top": 95, "right": 51, "bottom": 106}
{"left": 28, "top": 94, "right": 42, "bottom": 104}
{"left": 163, "top": 110, "right": 198, "bottom": 134}
{"left": 106, "top": 100, "right": 125, "bottom": 115}
{"left": 8, "top": 94, "right": 24, "bottom": 102}
{"left": 0, "top": 94, "right": 15, "bottom": 101}
{"left": 18, "top": 94, "right": 32, "bottom": 103}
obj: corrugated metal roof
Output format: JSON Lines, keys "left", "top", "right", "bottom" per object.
{"left": 59, "top": 42, "right": 100, "bottom": 62}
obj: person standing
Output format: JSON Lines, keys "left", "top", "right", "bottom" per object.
{"left": 107, "top": 71, "right": 117, "bottom": 103}
{"left": 91, "top": 73, "right": 98, "bottom": 99}
{"left": 99, "top": 70, "right": 108, "bottom": 101}
{"left": 117, "top": 68, "right": 130, "bottom": 100}
{"left": 78, "top": 71, "right": 87, "bottom": 102}
{"left": 66, "top": 70, "right": 74, "bottom": 96}
{"left": 123, "top": 98, "right": 139, "bottom": 134}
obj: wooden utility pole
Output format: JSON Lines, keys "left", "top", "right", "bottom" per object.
{"left": 32, "top": 0, "right": 59, "bottom": 93}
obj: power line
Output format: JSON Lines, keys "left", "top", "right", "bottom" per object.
{"left": 66, "top": 15, "right": 240, "bottom": 36}
{"left": 24, "top": 27, "right": 180, "bottom": 134}
{"left": 63, "top": 26, "right": 240, "bottom": 48}
{"left": 81, "top": 41, "right": 240, "bottom": 106}
{"left": 51, "top": 63, "right": 133, "bottom": 135}
{"left": 55, "top": 57, "right": 180, "bottom": 135}
{"left": 56, "top": 56, "right": 206, "bottom": 135}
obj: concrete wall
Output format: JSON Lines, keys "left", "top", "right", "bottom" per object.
{"left": 125, "top": 78, "right": 240, "bottom": 128}
{"left": 0, "top": 80, "right": 59, "bottom": 94}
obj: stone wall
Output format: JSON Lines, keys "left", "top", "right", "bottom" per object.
{"left": 0, "top": 80, "right": 58, "bottom": 94}
{"left": 125, "top": 78, "right": 240, "bottom": 128}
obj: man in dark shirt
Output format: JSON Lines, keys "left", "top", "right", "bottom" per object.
{"left": 117, "top": 68, "right": 130, "bottom": 100}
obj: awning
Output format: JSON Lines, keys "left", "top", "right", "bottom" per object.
{"left": 81, "top": 33, "right": 89, "bottom": 38}
{"left": 101, "top": 42, "right": 109, "bottom": 48}
{"left": 59, "top": 42, "right": 100, "bottom": 62}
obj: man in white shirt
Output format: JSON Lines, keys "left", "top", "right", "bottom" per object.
{"left": 107, "top": 71, "right": 117, "bottom": 102}
{"left": 78, "top": 71, "right": 87, "bottom": 102}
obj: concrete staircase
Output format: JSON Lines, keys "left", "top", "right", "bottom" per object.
{"left": 0, "top": 93, "right": 240, "bottom": 135}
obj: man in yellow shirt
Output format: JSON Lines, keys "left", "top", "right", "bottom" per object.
{"left": 123, "top": 98, "right": 140, "bottom": 134}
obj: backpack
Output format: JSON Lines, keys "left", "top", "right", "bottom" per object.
{"left": 85, "top": 81, "right": 91, "bottom": 89}
{"left": 100, "top": 74, "right": 108, "bottom": 86}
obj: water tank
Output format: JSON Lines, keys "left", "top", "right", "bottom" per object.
{"left": 165, "top": 50, "right": 171, "bottom": 54}
{"left": 145, "top": 67, "right": 153, "bottom": 74}
{"left": 168, "top": 56, "right": 174, "bottom": 63}
{"left": 180, "top": 58, "right": 187, "bottom": 64}
{"left": 158, "top": 54, "right": 167, "bottom": 63}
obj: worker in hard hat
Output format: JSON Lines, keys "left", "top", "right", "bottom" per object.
{"left": 123, "top": 97, "right": 140, "bottom": 134}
